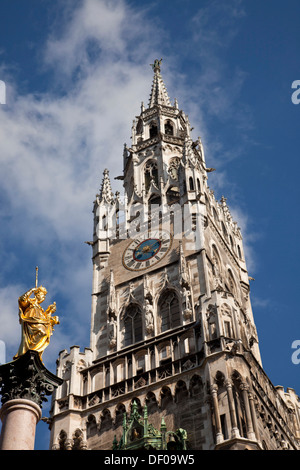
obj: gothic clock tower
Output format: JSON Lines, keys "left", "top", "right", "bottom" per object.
{"left": 49, "top": 60, "right": 300, "bottom": 451}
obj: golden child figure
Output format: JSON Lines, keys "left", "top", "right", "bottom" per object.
{"left": 14, "top": 268, "right": 59, "bottom": 361}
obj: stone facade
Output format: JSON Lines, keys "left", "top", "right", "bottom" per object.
{"left": 49, "top": 61, "right": 300, "bottom": 451}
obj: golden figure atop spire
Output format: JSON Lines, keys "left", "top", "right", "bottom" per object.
{"left": 14, "top": 268, "right": 59, "bottom": 362}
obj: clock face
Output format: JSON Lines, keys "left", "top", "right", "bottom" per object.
{"left": 122, "top": 230, "right": 172, "bottom": 271}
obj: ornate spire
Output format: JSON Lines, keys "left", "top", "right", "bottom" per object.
{"left": 99, "top": 168, "right": 114, "bottom": 204}
{"left": 149, "top": 59, "right": 171, "bottom": 107}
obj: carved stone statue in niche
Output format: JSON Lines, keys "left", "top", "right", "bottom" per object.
{"left": 108, "top": 316, "right": 117, "bottom": 349}
{"left": 143, "top": 274, "right": 153, "bottom": 305}
{"left": 182, "top": 287, "right": 193, "bottom": 321}
{"left": 212, "top": 256, "right": 222, "bottom": 291}
{"left": 206, "top": 304, "right": 218, "bottom": 340}
{"left": 144, "top": 299, "right": 154, "bottom": 334}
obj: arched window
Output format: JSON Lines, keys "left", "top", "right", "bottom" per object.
{"left": 212, "top": 245, "right": 221, "bottom": 276}
{"left": 205, "top": 194, "right": 211, "bottom": 213}
{"left": 113, "top": 360, "right": 125, "bottom": 383}
{"left": 164, "top": 120, "right": 174, "bottom": 135}
{"left": 221, "top": 303, "right": 234, "bottom": 338}
{"left": 228, "top": 270, "right": 236, "bottom": 296}
{"left": 148, "top": 194, "right": 162, "bottom": 229}
{"left": 166, "top": 186, "right": 180, "bottom": 205}
{"left": 58, "top": 430, "right": 68, "bottom": 450}
{"left": 136, "top": 118, "right": 143, "bottom": 135}
{"left": 189, "top": 177, "right": 194, "bottom": 191}
{"left": 123, "top": 304, "right": 143, "bottom": 347}
{"left": 102, "top": 214, "right": 107, "bottom": 231}
{"left": 86, "top": 415, "right": 97, "bottom": 439}
{"left": 158, "top": 290, "right": 181, "bottom": 333}
{"left": 221, "top": 222, "right": 228, "bottom": 240}
{"left": 149, "top": 122, "right": 158, "bottom": 138}
{"left": 213, "top": 207, "right": 219, "bottom": 224}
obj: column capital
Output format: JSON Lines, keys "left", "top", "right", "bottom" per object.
{"left": 224, "top": 378, "right": 233, "bottom": 388}
{"left": 0, "top": 350, "right": 63, "bottom": 408}
{"left": 240, "top": 382, "right": 250, "bottom": 392}
{"left": 210, "top": 384, "right": 218, "bottom": 394}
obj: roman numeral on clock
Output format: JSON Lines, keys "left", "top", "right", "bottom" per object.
{"left": 127, "top": 260, "right": 136, "bottom": 268}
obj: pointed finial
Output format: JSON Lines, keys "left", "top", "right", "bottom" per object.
{"left": 148, "top": 58, "right": 171, "bottom": 107}
{"left": 160, "top": 416, "right": 167, "bottom": 431}
{"left": 99, "top": 168, "right": 114, "bottom": 204}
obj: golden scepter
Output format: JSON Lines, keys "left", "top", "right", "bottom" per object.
{"left": 35, "top": 266, "right": 38, "bottom": 288}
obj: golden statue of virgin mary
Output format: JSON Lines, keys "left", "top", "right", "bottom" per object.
{"left": 14, "top": 271, "right": 59, "bottom": 361}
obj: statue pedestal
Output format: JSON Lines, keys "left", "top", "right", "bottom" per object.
{"left": 0, "top": 350, "right": 63, "bottom": 450}
{"left": 0, "top": 399, "right": 42, "bottom": 450}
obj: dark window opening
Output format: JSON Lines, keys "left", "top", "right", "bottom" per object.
{"left": 150, "top": 123, "right": 158, "bottom": 138}
{"left": 165, "top": 121, "right": 174, "bottom": 135}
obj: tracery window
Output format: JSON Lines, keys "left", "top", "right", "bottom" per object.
{"left": 228, "top": 270, "right": 236, "bottom": 296}
{"left": 123, "top": 304, "right": 143, "bottom": 347}
{"left": 158, "top": 290, "right": 181, "bottom": 333}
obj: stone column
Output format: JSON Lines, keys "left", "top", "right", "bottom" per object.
{"left": 0, "top": 350, "right": 63, "bottom": 450}
{"left": 248, "top": 392, "right": 259, "bottom": 440}
{"left": 225, "top": 379, "right": 240, "bottom": 438}
{"left": 0, "top": 399, "right": 41, "bottom": 450}
{"left": 210, "top": 384, "right": 223, "bottom": 444}
{"left": 240, "top": 382, "right": 256, "bottom": 441}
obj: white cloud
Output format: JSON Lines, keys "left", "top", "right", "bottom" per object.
{"left": 0, "top": 0, "right": 258, "bottom": 364}
{"left": 0, "top": 284, "right": 25, "bottom": 350}
{"left": 0, "top": 0, "right": 164, "bottom": 360}
{"left": 0, "top": 1, "right": 163, "bottom": 245}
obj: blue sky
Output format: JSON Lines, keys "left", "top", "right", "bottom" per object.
{"left": 0, "top": 0, "right": 299, "bottom": 450}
